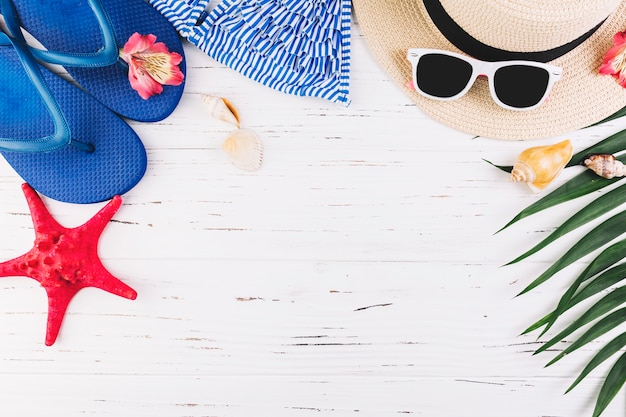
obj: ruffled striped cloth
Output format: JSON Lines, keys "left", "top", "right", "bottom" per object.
{"left": 148, "top": 0, "right": 351, "bottom": 105}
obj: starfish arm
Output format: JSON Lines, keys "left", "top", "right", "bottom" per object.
{"left": 21, "top": 184, "right": 64, "bottom": 235}
{"left": 0, "top": 252, "right": 40, "bottom": 280}
{"left": 82, "top": 195, "right": 122, "bottom": 237}
{"left": 44, "top": 285, "right": 81, "bottom": 346}
{"left": 100, "top": 277, "right": 137, "bottom": 300}
{"left": 85, "top": 261, "right": 137, "bottom": 300}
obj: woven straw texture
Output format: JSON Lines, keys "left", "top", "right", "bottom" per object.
{"left": 352, "top": 0, "right": 626, "bottom": 140}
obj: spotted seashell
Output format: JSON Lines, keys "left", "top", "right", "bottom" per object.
{"left": 201, "top": 94, "right": 240, "bottom": 128}
{"left": 510, "top": 139, "right": 573, "bottom": 192}
{"left": 222, "top": 128, "right": 263, "bottom": 171}
{"left": 583, "top": 154, "right": 626, "bottom": 179}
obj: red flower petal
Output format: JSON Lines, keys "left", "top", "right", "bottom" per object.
{"left": 119, "top": 33, "right": 184, "bottom": 99}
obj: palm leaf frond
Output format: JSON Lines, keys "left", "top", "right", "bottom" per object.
{"left": 540, "top": 261, "right": 626, "bottom": 337}
{"left": 495, "top": 127, "right": 626, "bottom": 417}
{"left": 493, "top": 129, "right": 626, "bottom": 233}
{"left": 566, "top": 332, "right": 626, "bottom": 394}
{"left": 569, "top": 129, "right": 626, "bottom": 165}
{"left": 592, "top": 351, "right": 626, "bottom": 417}
{"left": 534, "top": 286, "right": 626, "bottom": 355}
{"left": 518, "top": 210, "right": 626, "bottom": 295}
{"left": 522, "top": 239, "right": 626, "bottom": 336}
{"left": 505, "top": 183, "right": 626, "bottom": 265}
{"left": 497, "top": 170, "right": 617, "bottom": 233}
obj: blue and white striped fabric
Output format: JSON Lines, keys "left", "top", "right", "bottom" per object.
{"left": 148, "top": 0, "right": 351, "bottom": 105}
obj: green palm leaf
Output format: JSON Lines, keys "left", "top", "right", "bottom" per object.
{"left": 522, "top": 240, "right": 626, "bottom": 335}
{"left": 518, "top": 210, "right": 626, "bottom": 295}
{"left": 505, "top": 183, "right": 626, "bottom": 265}
{"left": 496, "top": 170, "right": 619, "bottom": 233}
{"left": 592, "top": 351, "right": 626, "bottom": 417}
{"left": 565, "top": 263, "right": 626, "bottom": 309}
{"left": 482, "top": 159, "right": 512, "bottom": 173}
{"left": 496, "top": 127, "right": 626, "bottom": 417}
{"left": 534, "top": 286, "right": 626, "bottom": 355}
{"left": 565, "top": 332, "right": 626, "bottom": 394}
{"left": 494, "top": 129, "right": 626, "bottom": 233}
{"left": 485, "top": 128, "right": 626, "bottom": 175}
{"left": 544, "top": 307, "right": 626, "bottom": 366}
{"left": 540, "top": 262, "right": 626, "bottom": 336}
{"left": 569, "top": 129, "right": 626, "bottom": 165}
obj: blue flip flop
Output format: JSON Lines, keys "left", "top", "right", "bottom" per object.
{"left": 0, "top": 25, "right": 147, "bottom": 204}
{"left": 0, "top": 0, "right": 186, "bottom": 122}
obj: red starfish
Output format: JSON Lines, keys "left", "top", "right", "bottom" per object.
{"left": 0, "top": 184, "right": 137, "bottom": 346}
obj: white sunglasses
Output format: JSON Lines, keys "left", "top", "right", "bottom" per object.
{"left": 406, "top": 48, "right": 563, "bottom": 111}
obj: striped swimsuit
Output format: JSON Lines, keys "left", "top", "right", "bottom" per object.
{"left": 148, "top": 0, "right": 352, "bottom": 105}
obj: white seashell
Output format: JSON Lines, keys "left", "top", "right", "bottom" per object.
{"left": 510, "top": 161, "right": 534, "bottom": 183}
{"left": 222, "top": 128, "right": 263, "bottom": 171}
{"left": 584, "top": 154, "right": 626, "bottom": 179}
{"left": 201, "top": 94, "right": 240, "bottom": 128}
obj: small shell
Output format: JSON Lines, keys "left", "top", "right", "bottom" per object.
{"left": 510, "top": 139, "right": 573, "bottom": 192}
{"left": 201, "top": 94, "right": 240, "bottom": 128}
{"left": 222, "top": 128, "right": 263, "bottom": 171}
{"left": 584, "top": 154, "right": 626, "bottom": 179}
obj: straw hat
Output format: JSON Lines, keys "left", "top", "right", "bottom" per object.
{"left": 352, "top": 0, "right": 626, "bottom": 140}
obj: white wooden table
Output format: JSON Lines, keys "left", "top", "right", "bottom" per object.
{"left": 0, "top": 17, "right": 623, "bottom": 417}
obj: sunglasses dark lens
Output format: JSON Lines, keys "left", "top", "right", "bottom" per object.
{"left": 416, "top": 53, "right": 473, "bottom": 98}
{"left": 493, "top": 65, "right": 550, "bottom": 108}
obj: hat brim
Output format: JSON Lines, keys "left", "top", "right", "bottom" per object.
{"left": 352, "top": 0, "right": 626, "bottom": 140}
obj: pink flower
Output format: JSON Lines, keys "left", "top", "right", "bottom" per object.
{"left": 600, "top": 31, "right": 626, "bottom": 88}
{"left": 119, "top": 33, "right": 184, "bottom": 100}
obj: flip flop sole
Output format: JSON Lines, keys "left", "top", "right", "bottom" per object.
{"left": 6, "top": 0, "right": 185, "bottom": 122}
{"left": 0, "top": 46, "right": 147, "bottom": 204}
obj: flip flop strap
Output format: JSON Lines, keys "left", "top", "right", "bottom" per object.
{"left": 0, "top": 32, "right": 92, "bottom": 153}
{"left": 1, "top": 0, "right": 119, "bottom": 67}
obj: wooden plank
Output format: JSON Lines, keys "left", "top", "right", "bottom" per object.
{"left": 0, "top": 17, "right": 621, "bottom": 417}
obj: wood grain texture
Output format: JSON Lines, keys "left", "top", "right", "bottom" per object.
{"left": 0, "top": 16, "right": 623, "bottom": 417}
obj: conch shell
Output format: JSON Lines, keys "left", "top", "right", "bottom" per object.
{"left": 201, "top": 94, "right": 241, "bottom": 128}
{"left": 510, "top": 139, "right": 573, "bottom": 192}
{"left": 583, "top": 154, "right": 626, "bottom": 179}
{"left": 222, "top": 128, "right": 263, "bottom": 172}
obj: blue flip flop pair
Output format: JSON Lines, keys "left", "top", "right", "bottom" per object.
{"left": 0, "top": 0, "right": 186, "bottom": 204}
